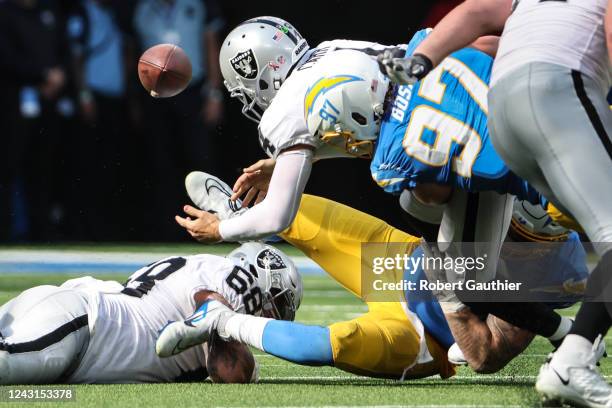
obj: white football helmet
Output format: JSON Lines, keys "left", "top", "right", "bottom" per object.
{"left": 305, "top": 50, "right": 390, "bottom": 159}
{"left": 220, "top": 16, "right": 310, "bottom": 122}
{"left": 510, "top": 199, "right": 569, "bottom": 241}
{"left": 228, "top": 242, "right": 303, "bottom": 321}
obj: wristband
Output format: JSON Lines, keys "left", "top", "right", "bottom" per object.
{"left": 412, "top": 53, "right": 434, "bottom": 80}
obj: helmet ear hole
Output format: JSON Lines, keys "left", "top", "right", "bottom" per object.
{"left": 351, "top": 112, "right": 367, "bottom": 126}
{"left": 259, "top": 79, "right": 269, "bottom": 90}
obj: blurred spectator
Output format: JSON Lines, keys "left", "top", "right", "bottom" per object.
{"left": 64, "top": 0, "right": 134, "bottom": 240}
{"left": 133, "top": 0, "right": 225, "bottom": 239}
{"left": 0, "top": 0, "right": 75, "bottom": 241}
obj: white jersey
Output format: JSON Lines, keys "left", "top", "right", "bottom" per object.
{"left": 64, "top": 254, "right": 260, "bottom": 383}
{"left": 258, "top": 39, "right": 398, "bottom": 160}
{"left": 492, "top": 0, "right": 611, "bottom": 89}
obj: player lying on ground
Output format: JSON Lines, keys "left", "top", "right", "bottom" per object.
{"left": 158, "top": 173, "right": 591, "bottom": 377}
{"left": 0, "top": 243, "right": 301, "bottom": 384}
{"left": 175, "top": 17, "right": 575, "bottom": 351}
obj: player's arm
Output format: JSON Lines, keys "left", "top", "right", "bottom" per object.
{"left": 175, "top": 146, "right": 314, "bottom": 242}
{"left": 215, "top": 145, "right": 314, "bottom": 241}
{"left": 231, "top": 158, "right": 276, "bottom": 206}
{"left": 444, "top": 310, "right": 534, "bottom": 373}
{"left": 414, "top": 0, "right": 511, "bottom": 67}
{"left": 380, "top": 0, "right": 511, "bottom": 83}
{"left": 419, "top": 242, "right": 534, "bottom": 373}
{"left": 470, "top": 36, "right": 501, "bottom": 58}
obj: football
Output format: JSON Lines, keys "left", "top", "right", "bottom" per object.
{"left": 206, "top": 333, "right": 257, "bottom": 384}
{"left": 137, "top": 44, "right": 192, "bottom": 98}
{"left": 193, "top": 290, "right": 257, "bottom": 384}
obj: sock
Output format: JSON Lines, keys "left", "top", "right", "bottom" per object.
{"left": 218, "top": 313, "right": 272, "bottom": 351}
{"left": 570, "top": 252, "right": 612, "bottom": 342}
{"left": 549, "top": 316, "right": 573, "bottom": 342}
{"left": 261, "top": 321, "right": 333, "bottom": 365}
{"left": 570, "top": 302, "right": 612, "bottom": 343}
{"left": 552, "top": 334, "right": 594, "bottom": 367}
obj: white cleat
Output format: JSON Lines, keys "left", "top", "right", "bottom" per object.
{"left": 447, "top": 343, "right": 468, "bottom": 366}
{"left": 156, "top": 300, "right": 234, "bottom": 358}
{"left": 185, "top": 171, "right": 246, "bottom": 221}
{"left": 536, "top": 337, "right": 612, "bottom": 408}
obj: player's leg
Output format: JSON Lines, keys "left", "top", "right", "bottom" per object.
{"left": 199, "top": 302, "right": 454, "bottom": 379}
{"left": 492, "top": 64, "right": 612, "bottom": 339}
{"left": 0, "top": 286, "right": 90, "bottom": 384}
{"left": 437, "top": 190, "right": 513, "bottom": 283}
{"left": 156, "top": 297, "right": 336, "bottom": 365}
{"left": 492, "top": 64, "right": 612, "bottom": 254}
{"left": 328, "top": 303, "right": 455, "bottom": 379}
{"left": 445, "top": 311, "right": 535, "bottom": 373}
{"left": 489, "top": 62, "right": 612, "bottom": 406}
{"left": 279, "top": 194, "right": 420, "bottom": 297}
{"left": 436, "top": 190, "right": 572, "bottom": 341}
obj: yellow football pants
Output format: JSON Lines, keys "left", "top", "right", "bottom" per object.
{"left": 279, "top": 194, "right": 455, "bottom": 379}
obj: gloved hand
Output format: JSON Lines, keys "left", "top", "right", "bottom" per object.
{"left": 377, "top": 51, "right": 434, "bottom": 85}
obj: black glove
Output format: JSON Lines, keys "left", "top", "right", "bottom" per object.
{"left": 377, "top": 51, "right": 434, "bottom": 85}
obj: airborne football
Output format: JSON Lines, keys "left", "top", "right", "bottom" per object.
{"left": 2, "top": 1, "right": 611, "bottom": 408}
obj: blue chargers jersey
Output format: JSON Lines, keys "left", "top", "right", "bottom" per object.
{"left": 371, "top": 30, "right": 540, "bottom": 204}
{"left": 404, "top": 232, "right": 589, "bottom": 348}
{"left": 503, "top": 232, "right": 589, "bottom": 309}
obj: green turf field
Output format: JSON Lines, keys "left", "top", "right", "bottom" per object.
{"left": 0, "top": 245, "right": 608, "bottom": 408}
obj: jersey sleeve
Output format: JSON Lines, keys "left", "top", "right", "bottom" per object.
{"left": 405, "top": 29, "right": 432, "bottom": 57}
{"left": 370, "top": 118, "right": 420, "bottom": 195}
{"left": 258, "top": 91, "right": 321, "bottom": 159}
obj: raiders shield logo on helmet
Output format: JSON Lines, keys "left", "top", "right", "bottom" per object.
{"left": 230, "top": 49, "right": 258, "bottom": 79}
{"left": 257, "top": 249, "right": 286, "bottom": 270}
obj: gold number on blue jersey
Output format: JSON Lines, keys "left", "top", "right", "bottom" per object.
{"left": 403, "top": 58, "right": 488, "bottom": 178}
{"left": 403, "top": 106, "right": 482, "bottom": 177}
{"left": 418, "top": 57, "right": 489, "bottom": 113}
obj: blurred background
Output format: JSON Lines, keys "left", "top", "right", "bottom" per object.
{"left": 0, "top": 0, "right": 461, "bottom": 243}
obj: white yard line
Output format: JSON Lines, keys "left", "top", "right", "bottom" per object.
{"left": 257, "top": 374, "right": 612, "bottom": 381}
{"left": 217, "top": 405, "right": 522, "bottom": 408}
{"left": 0, "top": 251, "right": 323, "bottom": 275}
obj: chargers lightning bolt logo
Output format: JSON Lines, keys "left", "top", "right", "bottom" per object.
{"left": 304, "top": 75, "right": 363, "bottom": 119}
